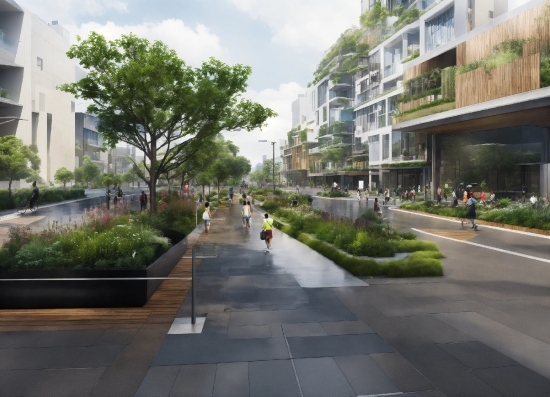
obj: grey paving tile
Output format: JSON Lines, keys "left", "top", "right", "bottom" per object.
{"left": 0, "top": 332, "right": 45, "bottom": 349}
{"left": 371, "top": 352, "right": 435, "bottom": 392}
{"left": 227, "top": 325, "right": 272, "bottom": 339}
{"left": 252, "top": 274, "right": 301, "bottom": 289}
{"left": 395, "top": 344, "right": 502, "bottom": 397}
{"left": 288, "top": 334, "right": 394, "bottom": 359}
{"left": 294, "top": 357, "right": 355, "bottom": 397}
{"left": 226, "top": 291, "right": 260, "bottom": 303}
{"left": 71, "top": 344, "right": 126, "bottom": 367}
{"left": 321, "top": 320, "right": 374, "bottom": 335}
{"left": 229, "top": 306, "right": 356, "bottom": 327}
{"left": 402, "top": 392, "right": 446, "bottom": 397}
{"left": 334, "top": 355, "right": 399, "bottom": 395}
{"left": 32, "top": 330, "right": 104, "bottom": 347}
{"left": 249, "top": 360, "right": 301, "bottom": 397}
{"left": 0, "top": 347, "right": 86, "bottom": 370}
{"left": 269, "top": 324, "right": 285, "bottom": 338}
{"left": 438, "top": 341, "right": 518, "bottom": 369}
{"left": 151, "top": 334, "right": 289, "bottom": 365}
{"left": 224, "top": 302, "right": 263, "bottom": 312}
{"left": 135, "top": 366, "right": 180, "bottom": 397}
{"left": 282, "top": 323, "right": 327, "bottom": 337}
{"left": 95, "top": 329, "right": 138, "bottom": 346}
{"left": 169, "top": 364, "right": 216, "bottom": 397}
{"left": 202, "top": 312, "right": 230, "bottom": 335}
{"left": 474, "top": 365, "right": 550, "bottom": 397}
{"left": 0, "top": 368, "right": 106, "bottom": 397}
{"left": 0, "top": 369, "right": 35, "bottom": 396}
{"left": 260, "top": 288, "right": 309, "bottom": 305}
{"left": 89, "top": 327, "right": 170, "bottom": 397}
{"left": 213, "top": 362, "right": 248, "bottom": 397}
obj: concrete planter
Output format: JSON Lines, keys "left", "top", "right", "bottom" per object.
{"left": 0, "top": 236, "right": 188, "bottom": 309}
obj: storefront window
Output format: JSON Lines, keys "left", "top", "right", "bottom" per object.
{"left": 382, "top": 134, "right": 390, "bottom": 160}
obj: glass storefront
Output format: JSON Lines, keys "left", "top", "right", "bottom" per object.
{"left": 435, "top": 125, "right": 549, "bottom": 196}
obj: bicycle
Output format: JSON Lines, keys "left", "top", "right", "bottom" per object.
{"left": 17, "top": 198, "right": 38, "bottom": 214}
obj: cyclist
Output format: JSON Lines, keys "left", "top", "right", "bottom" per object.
{"left": 29, "top": 181, "right": 39, "bottom": 210}
{"left": 228, "top": 187, "right": 234, "bottom": 205}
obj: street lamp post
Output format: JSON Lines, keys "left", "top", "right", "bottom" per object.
{"left": 259, "top": 140, "right": 276, "bottom": 196}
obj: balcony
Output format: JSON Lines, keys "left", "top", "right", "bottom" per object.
{"left": 328, "top": 121, "right": 354, "bottom": 136}
{"left": 309, "top": 147, "right": 321, "bottom": 154}
{"left": 328, "top": 75, "right": 353, "bottom": 91}
{"left": 329, "top": 92, "right": 355, "bottom": 109}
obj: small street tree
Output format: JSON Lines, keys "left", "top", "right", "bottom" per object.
{"left": 54, "top": 167, "right": 74, "bottom": 188}
{"left": 80, "top": 155, "right": 100, "bottom": 188}
{"left": 0, "top": 136, "right": 41, "bottom": 200}
{"left": 59, "top": 33, "right": 277, "bottom": 213}
{"left": 262, "top": 159, "right": 281, "bottom": 184}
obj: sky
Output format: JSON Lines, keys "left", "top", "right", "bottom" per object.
{"left": 17, "top": 0, "right": 360, "bottom": 167}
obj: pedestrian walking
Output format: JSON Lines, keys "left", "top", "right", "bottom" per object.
{"left": 374, "top": 197, "right": 382, "bottom": 218}
{"left": 262, "top": 213, "right": 274, "bottom": 250}
{"left": 365, "top": 189, "right": 369, "bottom": 205}
{"left": 436, "top": 187, "right": 442, "bottom": 204}
{"left": 357, "top": 189, "right": 362, "bottom": 203}
{"left": 242, "top": 201, "right": 251, "bottom": 228}
{"left": 451, "top": 189, "right": 458, "bottom": 207}
{"left": 139, "top": 191, "right": 147, "bottom": 212}
{"left": 106, "top": 188, "right": 111, "bottom": 209}
{"left": 464, "top": 194, "right": 478, "bottom": 230}
{"left": 384, "top": 188, "right": 390, "bottom": 205}
{"left": 202, "top": 202, "right": 212, "bottom": 235}
{"left": 411, "top": 187, "right": 416, "bottom": 201}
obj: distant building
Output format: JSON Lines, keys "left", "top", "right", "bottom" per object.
{"left": 75, "top": 113, "right": 108, "bottom": 173}
{"left": 109, "top": 145, "right": 136, "bottom": 175}
{"left": 0, "top": 0, "right": 77, "bottom": 187}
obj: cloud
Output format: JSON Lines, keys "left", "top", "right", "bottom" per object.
{"left": 67, "top": 19, "right": 225, "bottom": 67}
{"left": 229, "top": 0, "right": 360, "bottom": 52}
{"left": 223, "top": 82, "right": 305, "bottom": 166}
{"left": 16, "top": 0, "right": 128, "bottom": 23}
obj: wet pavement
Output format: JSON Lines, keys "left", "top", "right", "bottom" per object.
{"left": 1, "top": 193, "right": 550, "bottom": 395}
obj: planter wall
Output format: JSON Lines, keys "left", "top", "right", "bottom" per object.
{"left": 0, "top": 237, "right": 188, "bottom": 309}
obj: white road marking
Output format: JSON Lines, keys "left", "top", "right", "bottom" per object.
{"left": 412, "top": 228, "right": 550, "bottom": 264}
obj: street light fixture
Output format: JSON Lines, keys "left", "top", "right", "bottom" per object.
{"left": 259, "top": 140, "right": 276, "bottom": 196}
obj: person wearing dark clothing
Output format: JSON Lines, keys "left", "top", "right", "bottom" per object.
{"left": 106, "top": 188, "right": 111, "bottom": 209}
{"left": 29, "top": 181, "right": 39, "bottom": 209}
{"left": 139, "top": 191, "right": 147, "bottom": 212}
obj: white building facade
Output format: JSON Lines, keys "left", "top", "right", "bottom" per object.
{"left": 0, "top": 0, "right": 76, "bottom": 187}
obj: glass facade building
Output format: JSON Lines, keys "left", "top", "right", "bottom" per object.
{"left": 434, "top": 126, "right": 549, "bottom": 196}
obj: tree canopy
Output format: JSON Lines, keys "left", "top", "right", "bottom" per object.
{"left": 54, "top": 167, "right": 74, "bottom": 188}
{"left": 59, "top": 32, "right": 277, "bottom": 212}
{"left": 0, "top": 136, "right": 41, "bottom": 197}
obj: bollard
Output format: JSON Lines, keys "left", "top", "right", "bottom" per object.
{"left": 191, "top": 245, "right": 196, "bottom": 325}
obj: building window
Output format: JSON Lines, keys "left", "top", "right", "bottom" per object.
{"left": 316, "top": 111, "right": 319, "bottom": 125}
{"left": 37, "top": 57, "right": 43, "bottom": 71}
{"left": 322, "top": 106, "right": 327, "bottom": 123}
{"left": 368, "top": 135, "right": 380, "bottom": 162}
{"left": 425, "top": 7, "right": 455, "bottom": 52}
{"left": 382, "top": 134, "right": 390, "bottom": 160}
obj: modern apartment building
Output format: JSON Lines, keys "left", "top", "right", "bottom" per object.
{"left": 75, "top": 112, "right": 108, "bottom": 173}
{"left": 0, "top": 0, "right": 77, "bottom": 187}
{"left": 288, "top": 0, "right": 550, "bottom": 196}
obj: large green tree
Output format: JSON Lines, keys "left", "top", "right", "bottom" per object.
{"left": 0, "top": 136, "right": 41, "bottom": 199}
{"left": 54, "top": 167, "right": 74, "bottom": 188}
{"left": 59, "top": 33, "right": 277, "bottom": 213}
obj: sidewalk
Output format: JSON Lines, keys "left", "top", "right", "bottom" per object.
{"left": 134, "top": 205, "right": 439, "bottom": 397}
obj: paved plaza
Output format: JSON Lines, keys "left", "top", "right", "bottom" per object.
{"left": 0, "top": 197, "right": 550, "bottom": 396}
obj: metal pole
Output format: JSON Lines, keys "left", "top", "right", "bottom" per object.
{"left": 191, "top": 245, "right": 196, "bottom": 325}
{"left": 272, "top": 142, "right": 275, "bottom": 196}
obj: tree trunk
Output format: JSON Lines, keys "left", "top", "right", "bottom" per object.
{"left": 217, "top": 180, "right": 220, "bottom": 207}
{"left": 8, "top": 178, "right": 12, "bottom": 201}
{"left": 149, "top": 143, "right": 158, "bottom": 213}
